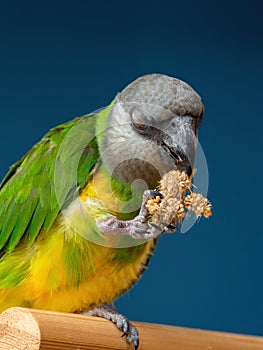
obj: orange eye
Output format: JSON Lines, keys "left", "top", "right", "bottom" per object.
{"left": 132, "top": 122, "right": 148, "bottom": 134}
{"left": 130, "top": 108, "right": 148, "bottom": 134}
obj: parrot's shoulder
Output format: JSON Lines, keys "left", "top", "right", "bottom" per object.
{"left": 0, "top": 105, "right": 112, "bottom": 253}
{"left": 1, "top": 118, "right": 77, "bottom": 189}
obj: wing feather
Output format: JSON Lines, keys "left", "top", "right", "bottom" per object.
{"left": 0, "top": 108, "right": 104, "bottom": 253}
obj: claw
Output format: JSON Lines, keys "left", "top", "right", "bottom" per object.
{"left": 134, "top": 228, "right": 148, "bottom": 234}
{"left": 134, "top": 222, "right": 162, "bottom": 236}
{"left": 149, "top": 222, "right": 163, "bottom": 231}
{"left": 82, "top": 304, "right": 139, "bottom": 349}
{"left": 166, "top": 224, "right": 177, "bottom": 231}
{"left": 149, "top": 190, "right": 163, "bottom": 199}
{"left": 159, "top": 221, "right": 177, "bottom": 230}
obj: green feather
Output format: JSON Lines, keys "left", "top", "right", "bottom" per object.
{"left": 28, "top": 201, "right": 48, "bottom": 244}
{"left": 7, "top": 189, "right": 39, "bottom": 251}
{"left": 0, "top": 200, "right": 20, "bottom": 248}
{"left": 0, "top": 104, "right": 113, "bottom": 253}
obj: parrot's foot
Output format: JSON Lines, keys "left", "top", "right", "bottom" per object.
{"left": 81, "top": 304, "right": 139, "bottom": 350}
{"left": 97, "top": 190, "right": 173, "bottom": 240}
{"left": 136, "top": 190, "right": 163, "bottom": 222}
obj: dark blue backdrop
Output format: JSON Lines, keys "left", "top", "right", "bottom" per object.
{"left": 1, "top": 0, "right": 262, "bottom": 336}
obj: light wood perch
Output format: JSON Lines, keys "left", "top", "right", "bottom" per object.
{"left": 0, "top": 307, "right": 262, "bottom": 349}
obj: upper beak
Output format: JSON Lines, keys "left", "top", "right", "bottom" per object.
{"left": 160, "top": 116, "right": 197, "bottom": 176}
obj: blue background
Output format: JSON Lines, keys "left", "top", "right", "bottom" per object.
{"left": 1, "top": 0, "right": 262, "bottom": 336}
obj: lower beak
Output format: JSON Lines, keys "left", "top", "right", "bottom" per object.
{"left": 160, "top": 118, "right": 197, "bottom": 176}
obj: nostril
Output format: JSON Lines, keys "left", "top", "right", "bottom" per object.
{"left": 170, "top": 121, "right": 176, "bottom": 128}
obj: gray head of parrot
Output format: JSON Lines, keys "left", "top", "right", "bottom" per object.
{"left": 116, "top": 74, "right": 204, "bottom": 176}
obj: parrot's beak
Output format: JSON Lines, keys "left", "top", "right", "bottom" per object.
{"left": 160, "top": 116, "right": 197, "bottom": 176}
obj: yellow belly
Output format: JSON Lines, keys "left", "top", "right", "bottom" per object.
{"left": 0, "top": 163, "right": 156, "bottom": 313}
{"left": 0, "top": 218, "right": 155, "bottom": 313}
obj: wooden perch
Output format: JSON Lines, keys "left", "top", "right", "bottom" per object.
{"left": 0, "top": 307, "right": 263, "bottom": 349}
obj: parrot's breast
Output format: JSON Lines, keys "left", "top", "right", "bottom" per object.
{"left": 0, "top": 163, "right": 156, "bottom": 313}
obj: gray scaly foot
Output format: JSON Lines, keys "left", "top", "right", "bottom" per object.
{"left": 81, "top": 304, "right": 139, "bottom": 350}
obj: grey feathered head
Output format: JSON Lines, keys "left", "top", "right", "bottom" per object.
{"left": 118, "top": 74, "right": 204, "bottom": 121}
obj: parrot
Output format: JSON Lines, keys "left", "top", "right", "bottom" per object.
{"left": 0, "top": 74, "right": 204, "bottom": 349}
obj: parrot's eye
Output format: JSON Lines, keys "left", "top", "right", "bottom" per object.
{"left": 132, "top": 122, "right": 148, "bottom": 135}
{"left": 130, "top": 108, "right": 149, "bottom": 135}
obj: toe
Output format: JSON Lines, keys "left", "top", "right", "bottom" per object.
{"left": 126, "top": 324, "right": 139, "bottom": 350}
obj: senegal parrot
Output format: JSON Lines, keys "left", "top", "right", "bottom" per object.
{"left": 0, "top": 74, "right": 204, "bottom": 349}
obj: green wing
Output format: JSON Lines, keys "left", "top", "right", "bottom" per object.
{"left": 0, "top": 108, "right": 105, "bottom": 253}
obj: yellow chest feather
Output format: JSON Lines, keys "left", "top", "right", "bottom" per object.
{"left": 0, "top": 168, "right": 156, "bottom": 313}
